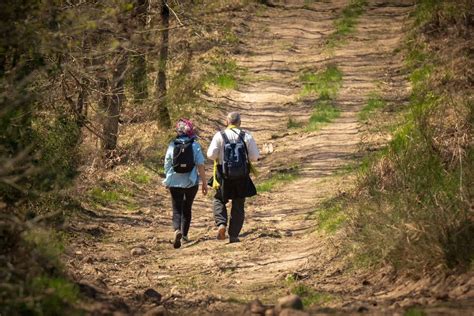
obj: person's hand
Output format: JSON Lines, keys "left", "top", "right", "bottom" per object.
{"left": 201, "top": 182, "right": 208, "bottom": 196}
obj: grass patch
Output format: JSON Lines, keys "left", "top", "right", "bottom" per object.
{"left": 206, "top": 57, "right": 244, "bottom": 90}
{"left": 308, "top": 197, "right": 348, "bottom": 234}
{"left": 88, "top": 187, "right": 120, "bottom": 205}
{"left": 316, "top": 205, "right": 347, "bottom": 234}
{"left": 300, "top": 64, "right": 343, "bottom": 99}
{"left": 305, "top": 100, "right": 341, "bottom": 132}
{"left": 359, "top": 92, "right": 386, "bottom": 121}
{"left": 404, "top": 308, "right": 426, "bottom": 316}
{"left": 3, "top": 224, "right": 82, "bottom": 315}
{"left": 299, "top": 64, "right": 343, "bottom": 131}
{"left": 125, "top": 166, "right": 152, "bottom": 184}
{"left": 87, "top": 180, "right": 138, "bottom": 210}
{"left": 23, "top": 228, "right": 65, "bottom": 266}
{"left": 223, "top": 27, "right": 239, "bottom": 45}
{"left": 287, "top": 117, "right": 304, "bottom": 129}
{"left": 29, "top": 276, "right": 80, "bottom": 315}
{"left": 256, "top": 168, "right": 299, "bottom": 193}
{"left": 327, "top": 0, "right": 368, "bottom": 48}
{"left": 290, "top": 283, "right": 333, "bottom": 308}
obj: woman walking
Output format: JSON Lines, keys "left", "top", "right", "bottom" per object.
{"left": 163, "top": 119, "right": 207, "bottom": 248}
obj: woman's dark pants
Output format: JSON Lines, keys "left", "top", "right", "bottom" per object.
{"left": 169, "top": 185, "right": 198, "bottom": 237}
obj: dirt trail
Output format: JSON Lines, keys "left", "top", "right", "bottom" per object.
{"left": 68, "top": 1, "right": 419, "bottom": 314}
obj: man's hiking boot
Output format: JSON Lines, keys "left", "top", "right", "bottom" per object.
{"left": 217, "top": 225, "right": 226, "bottom": 240}
{"left": 173, "top": 230, "right": 182, "bottom": 249}
{"left": 181, "top": 236, "right": 189, "bottom": 244}
{"left": 229, "top": 236, "right": 240, "bottom": 243}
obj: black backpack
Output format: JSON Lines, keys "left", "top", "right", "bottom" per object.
{"left": 221, "top": 130, "right": 249, "bottom": 180}
{"left": 172, "top": 138, "right": 195, "bottom": 173}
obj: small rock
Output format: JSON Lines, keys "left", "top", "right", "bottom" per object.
{"left": 170, "top": 286, "right": 182, "bottom": 297}
{"left": 285, "top": 272, "right": 304, "bottom": 282}
{"left": 435, "top": 292, "right": 449, "bottom": 300}
{"left": 279, "top": 308, "right": 309, "bottom": 316}
{"left": 82, "top": 256, "right": 94, "bottom": 264}
{"left": 77, "top": 282, "right": 100, "bottom": 299}
{"left": 143, "top": 306, "right": 168, "bottom": 316}
{"left": 449, "top": 284, "right": 469, "bottom": 298}
{"left": 276, "top": 295, "right": 304, "bottom": 313}
{"left": 249, "top": 299, "right": 266, "bottom": 314}
{"left": 357, "top": 306, "right": 369, "bottom": 313}
{"left": 144, "top": 288, "right": 162, "bottom": 304}
{"left": 75, "top": 250, "right": 83, "bottom": 255}
{"left": 399, "top": 298, "right": 414, "bottom": 308}
{"left": 265, "top": 308, "right": 276, "bottom": 316}
{"left": 263, "top": 143, "right": 274, "bottom": 154}
{"left": 130, "top": 247, "right": 146, "bottom": 256}
{"left": 85, "top": 225, "right": 105, "bottom": 237}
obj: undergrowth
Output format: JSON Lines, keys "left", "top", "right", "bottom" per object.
{"left": 1, "top": 224, "right": 81, "bottom": 315}
{"left": 349, "top": 0, "right": 473, "bottom": 273}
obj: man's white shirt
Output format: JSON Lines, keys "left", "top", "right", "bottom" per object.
{"left": 207, "top": 128, "right": 259, "bottom": 164}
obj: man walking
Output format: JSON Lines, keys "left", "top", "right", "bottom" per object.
{"left": 207, "top": 112, "right": 259, "bottom": 243}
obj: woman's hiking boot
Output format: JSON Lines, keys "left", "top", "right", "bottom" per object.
{"left": 181, "top": 235, "right": 189, "bottom": 244}
{"left": 229, "top": 236, "right": 240, "bottom": 243}
{"left": 173, "top": 230, "right": 182, "bottom": 249}
{"left": 217, "top": 225, "right": 226, "bottom": 240}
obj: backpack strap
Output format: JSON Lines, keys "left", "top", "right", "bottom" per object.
{"left": 220, "top": 130, "right": 230, "bottom": 145}
{"left": 229, "top": 129, "right": 249, "bottom": 164}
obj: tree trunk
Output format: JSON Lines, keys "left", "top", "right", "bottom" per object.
{"left": 155, "top": 0, "right": 171, "bottom": 128}
{"left": 100, "top": 51, "right": 128, "bottom": 157}
{"left": 131, "top": 0, "right": 149, "bottom": 104}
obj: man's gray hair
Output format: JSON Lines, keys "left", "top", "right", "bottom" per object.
{"left": 227, "top": 112, "right": 241, "bottom": 125}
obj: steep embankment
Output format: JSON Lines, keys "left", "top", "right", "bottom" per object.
{"left": 64, "top": 1, "right": 471, "bottom": 315}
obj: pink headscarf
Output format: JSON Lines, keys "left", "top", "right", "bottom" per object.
{"left": 176, "top": 118, "right": 195, "bottom": 137}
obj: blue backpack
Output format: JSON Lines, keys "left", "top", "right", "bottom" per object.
{"left": 220, "top": 130, "right": 249, "bottom": 180}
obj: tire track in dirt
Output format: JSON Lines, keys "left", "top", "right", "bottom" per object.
{"left": 67, "top": 1, "right": 413, "bottom": 314}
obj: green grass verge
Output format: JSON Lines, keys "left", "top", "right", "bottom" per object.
{"left": 348, "top": 0, "right": 473, "bottom": 273}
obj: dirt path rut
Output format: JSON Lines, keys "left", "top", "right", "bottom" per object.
{"left": 68, "top": 1, "right": 415, "bottom": 314}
